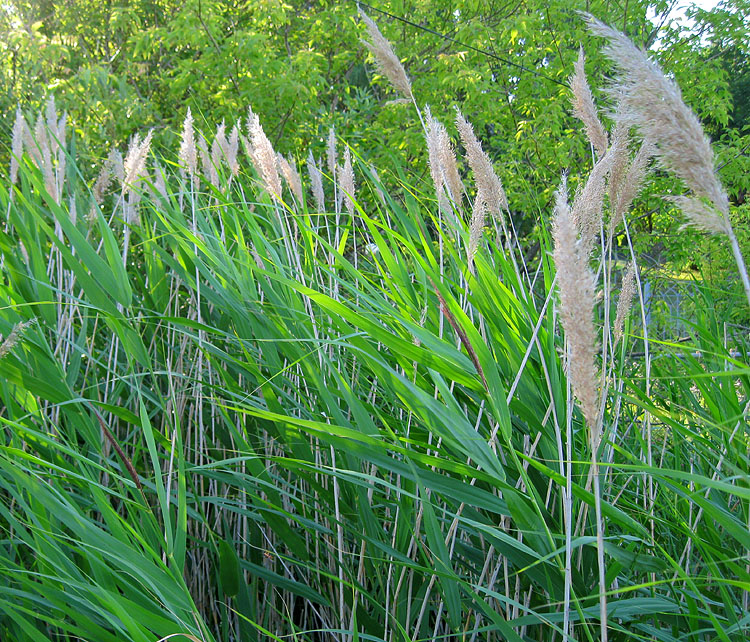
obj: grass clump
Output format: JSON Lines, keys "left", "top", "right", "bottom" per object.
{"left": 0, "top": 10, "right": 748, "bottom": 642}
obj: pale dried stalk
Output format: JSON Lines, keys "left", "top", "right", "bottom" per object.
{"left": 569, "top": 47, "right": 608, "bottom": 157}
{"left": 358, "top": 8, "right": 413, "bottom": 101}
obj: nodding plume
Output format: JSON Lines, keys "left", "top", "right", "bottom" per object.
{"left": 585, "top": 14, "right": 730, "bottom": 234}
{"left": 569, "top": 47, "right": 608, "bottom": 158}
{"left": 358, "top": 8, "right": 413, "bottom": 101}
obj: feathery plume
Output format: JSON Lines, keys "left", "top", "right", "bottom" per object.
{"left": 614, "top": 263, "right": 637, "bottom": 345}
{"left": 610, "top": 137, "right": 653, "bottom": 232}
{"left": 68, "top": 194, "right": 77, "bottom": 225}
{"left": 226, "top": 125, "right": 240, "bottom": 177}
{"left": 111, "top": 149, "right": 125, "bottom": 184}
{"left": 123, "top": 131, "right": 153, "bottom": 187}
{"left": 585, "top": 14, "right": 730, "bottom": 232}
{"left": 455, "top": 108, "right": 508, "bottom": 219}
{"left": 209, "top": 121, "right": 227, "bottom": 186}
{"left": 22, "top": 117, "right": 42, "bottom": 170}
{"left": 247, "top": 107, "right": 282, "bottom": 200}
{"left": 179, "top": 108, "right": 198, "bottom": 179}
{"left": 358, "top": 8, "right": 413, "bottom": 101}
{"left": 424, "top": 107, "right": 450, "bottom": 214}
{"left": 467, "top": 196, "right": 487, "bottom": 273}
{"left": 607, "top": 121, "right": 630, "bottom": 218}
{"left": 0, "top": 320, "right": 33, "bottom": 359}
{"left": 152, "top": 162, "right": 169, "bottom": 200}
{"left": 278, "top": 153, "right": 304, "bottom": 204}
{"left": 327, "top": 126, "right": 337, "bottom": 179}
{"left": 122, "top": 131, "right": 153, "bottom": 224}
{"left": 339, "top": 148, "right": 356, "bottom": 216}
{"left": 30, "top": 114, "right": 57, "bottom": 203}
{"left": 552, "top": 176, "right": 599, "bottom": 431}
{"left": 197, "top": 134, "right": 211, "bottom": 183}
{"left": 569, "top": 47, "right": 608, "bottom": 157}
{"left": 10, "top": 109, "right": 25, "bottom": 186}
{"left": 45, "top": 97, "right": 60, "bottom": 156}
{"left": 437, "top": 124, "right": 463, "bottom": 205}
{"left": 307, "top": 151, "right": 325, "bottom": 211}
{"left": 89, "top": 149, "right": 117, "bottom": 221}
{"left": 571, "top": 143, "right": 618, "bottom": 254}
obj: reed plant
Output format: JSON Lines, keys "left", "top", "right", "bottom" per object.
{"left": 0, "top": 11, "right": 748, "bottom": 642}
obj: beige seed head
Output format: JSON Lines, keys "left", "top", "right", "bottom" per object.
{"left": 425, "top": 107, "right": 449, "bottom": 214}
{"left": 455, "top": 108, "right": 508, "bottom": 220}
{"left": 614, "top": 262, "right": 637, "bottom": 345}
{"left": 278, "top": 153, "right": 304, "bottom": 205}
{"left": 571, "top": 141, "right": 619, "bottom": 255}
{"left": 123, "top": 130, "right": 153, "bottom": 188}
{"left": 358, "top": 8, "right": 413, "bottom": 101}
{"left": 89, "top": 147, "right": 117, "bottom": 223}
{"left": 307, "top": 151, "right": 325, "bottom": 211}
{"left": 152, "top": 162, "right": 169, "bottom": 200}
{"left": 327, "top": 126, "right": 337, "bottom": 179}
{"left": 467, "top": 195, "right": 487, "bottom": 273}
{"left": 10, "top": 109, "right": 25, "bottom": 186}
{"left": 179, "top": 108, "right": 198, "bottom": 178}
{"left": 247, "top": 107, "right": 282, "bottom": 200}
{"left": 611, "top": 138, "right": 654, "bottom": 233}
{"left": 22, "top": 117, "right": 42, "bottom": 170}
{"left": 339, "top": 147, "right": 356, "bottom": 216}
{"left": 209, "top": 121, "right": 227, "bottom": 186}
{"left": 552, "top": 176, "right": 599, "bottom": 432}
{"left": 569, "top": 47, "right": 609, "bottom": 158}
{"left": 585, "top": 14, "right": 730, "bottom": 233}
{"left": 45, "top": 97, "right": 60, "bottom": 157}
{"left": 226, "top": 125, "right": 240, "bottom": 177}
{"left": 0, "top": 320, "right": 33, "bottom": 360}
{"left": 437, "top": 123, "right": 463, "bottom": 205}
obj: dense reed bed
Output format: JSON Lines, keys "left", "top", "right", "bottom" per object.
{"left": 0, "top": 12, "right": 748, "bottom": 642}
